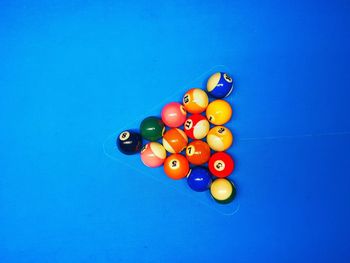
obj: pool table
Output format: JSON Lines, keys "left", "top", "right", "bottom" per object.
{"left": 1, "top": 0, "right": 350, "bottom": 262}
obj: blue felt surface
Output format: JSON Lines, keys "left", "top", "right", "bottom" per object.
{"left": 1, "top": 0, "right": 350, "bottom": 262}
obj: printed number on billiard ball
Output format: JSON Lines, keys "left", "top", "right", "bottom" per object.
{"left": 223, "top": 73, "right": 232, "bottom": 83}
{"left": 215, "top": 160, "right": 225, "bottom": 171}
{"left": 183, "top": 94, "right": 190, "bottom": 104}
{"left": 218, "top": 127, "right": 225, "bottom": 134}
{"left": 120, "top": 131, "right": 130, "bottom": 140}
{"left": 171, "top": 160, "right": 179, "bottom": 169}
{"left": 186, "top": 145, "right": 194, "bottom": 156}
{"left": 184, "top": 119, "right": 193, "bottom": 130}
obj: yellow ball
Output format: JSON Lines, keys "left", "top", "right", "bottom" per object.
{"left": 206, "top": 126, "right": 233, "bottom": 151}
{"left": 210, "top": 178, "right": 236, "bottom": 204}
{"left": 206, "top": 100, "right": 232, "bottom": 125}
{"left": 183, "top": 88, "right": 209, "bottom": 114}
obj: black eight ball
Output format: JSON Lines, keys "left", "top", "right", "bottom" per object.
{"left": 117, "top": 130, "right": 142, "bottom": 155}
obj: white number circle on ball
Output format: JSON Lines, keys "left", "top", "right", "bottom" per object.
{"left": 119, "top": 131, "right": 130, "bottom": 141}
{"left": 185, "top": 119, "right": 193, "bottom": 130}
{"left": 223, "top": 73, "right": 233, "bottom": 83}
{"left": 169, "top": 159, "right": 179, "bottom": 169}
{"left": 214, "top": 160, "right": 225, "bottom": 171}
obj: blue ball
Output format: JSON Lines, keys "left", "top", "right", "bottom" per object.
{"left": 187, "top": 167, "right": 212, "bottom": 192}
{"left": 206, "top": 72, "right": 234, "bottom": 98}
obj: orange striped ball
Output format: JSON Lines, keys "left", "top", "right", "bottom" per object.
{"left": 183, "top": 88, "right": 209, "bottom": 114}
{"left": 162, "top": 128, "right": 188, "bottom": 153}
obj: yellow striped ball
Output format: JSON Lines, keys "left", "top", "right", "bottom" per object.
{"left": 206, "top": 126, "right": 233, "bottom": 152}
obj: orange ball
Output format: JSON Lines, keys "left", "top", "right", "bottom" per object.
{"left": 164, "top": 154, "right": 190, "bottom": 180}
{"left": 162, "top": 128, "right": 188, "bottom": 153}
{"left": 183, "top": 88, "right": 209, "bottom": 114}
{"left": 185, "top": 140, "right": 211, "bottom": 165}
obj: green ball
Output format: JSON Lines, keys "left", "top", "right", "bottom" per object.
{"left": 140, "top": 116, "right": 165, "bottom": 141}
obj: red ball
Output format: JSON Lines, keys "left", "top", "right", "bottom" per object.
{"left": 183, "top": 114, "right": 210, "bottom": 140}
{"left": 208, "top": 152, "right": 235, "bottom": 178}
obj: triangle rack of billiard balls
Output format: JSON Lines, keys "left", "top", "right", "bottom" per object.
{"left": 117, "top": 72, "right": 236, "bottom": 204}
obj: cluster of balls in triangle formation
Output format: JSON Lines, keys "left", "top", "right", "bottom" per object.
{"left": 117, "top": 72, "right": 236, "bottom": 204}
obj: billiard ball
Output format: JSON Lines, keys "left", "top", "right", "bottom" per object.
{"left": 117, "top": 130, "right": 142, "bottom": 155}
{"left": 206, "top": 100, "right": 232, "bottom": 125}
{"left": 162, "top": 128, "right": 188, "bottom": 153}
{"left": 182, "top": 88, "right": 209, "bottom": 114}
{"left": 140, "top": 142, "right": 166, "bottom": 167}
{"left": 185, "top": 140, "right": 211, "bottom": 165}
{"left": 206, "top": 72, "right": 234, "bottom": 98}
{"left": 187, "top": 167, "right": 212, "bottom": 192}
{"left": 140, "top": 116, "right": 165, "bottom": 141}
{"left": 210, "top": 178, "right": 236, "bottom": 204}
{"left": 206, "top": 126, "right": 233, "bottom": 152}
{"left": 164, "top": 153, "right": 190, "bottom": 180}
{"left": 161, "top": 102, "right": 187, "bottom": 128}
{"left": 208, "top": 152, "right": 235, "bottom": 178}
{"left": 183, "top": 114, "right": 210, "bottom": 140}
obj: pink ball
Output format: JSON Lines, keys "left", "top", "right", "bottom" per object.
{"left": 161, "top": 102, "right": 187, "bottom": 128}
{"left": 140, "top": 142, "right": 166, "bottom": 168}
